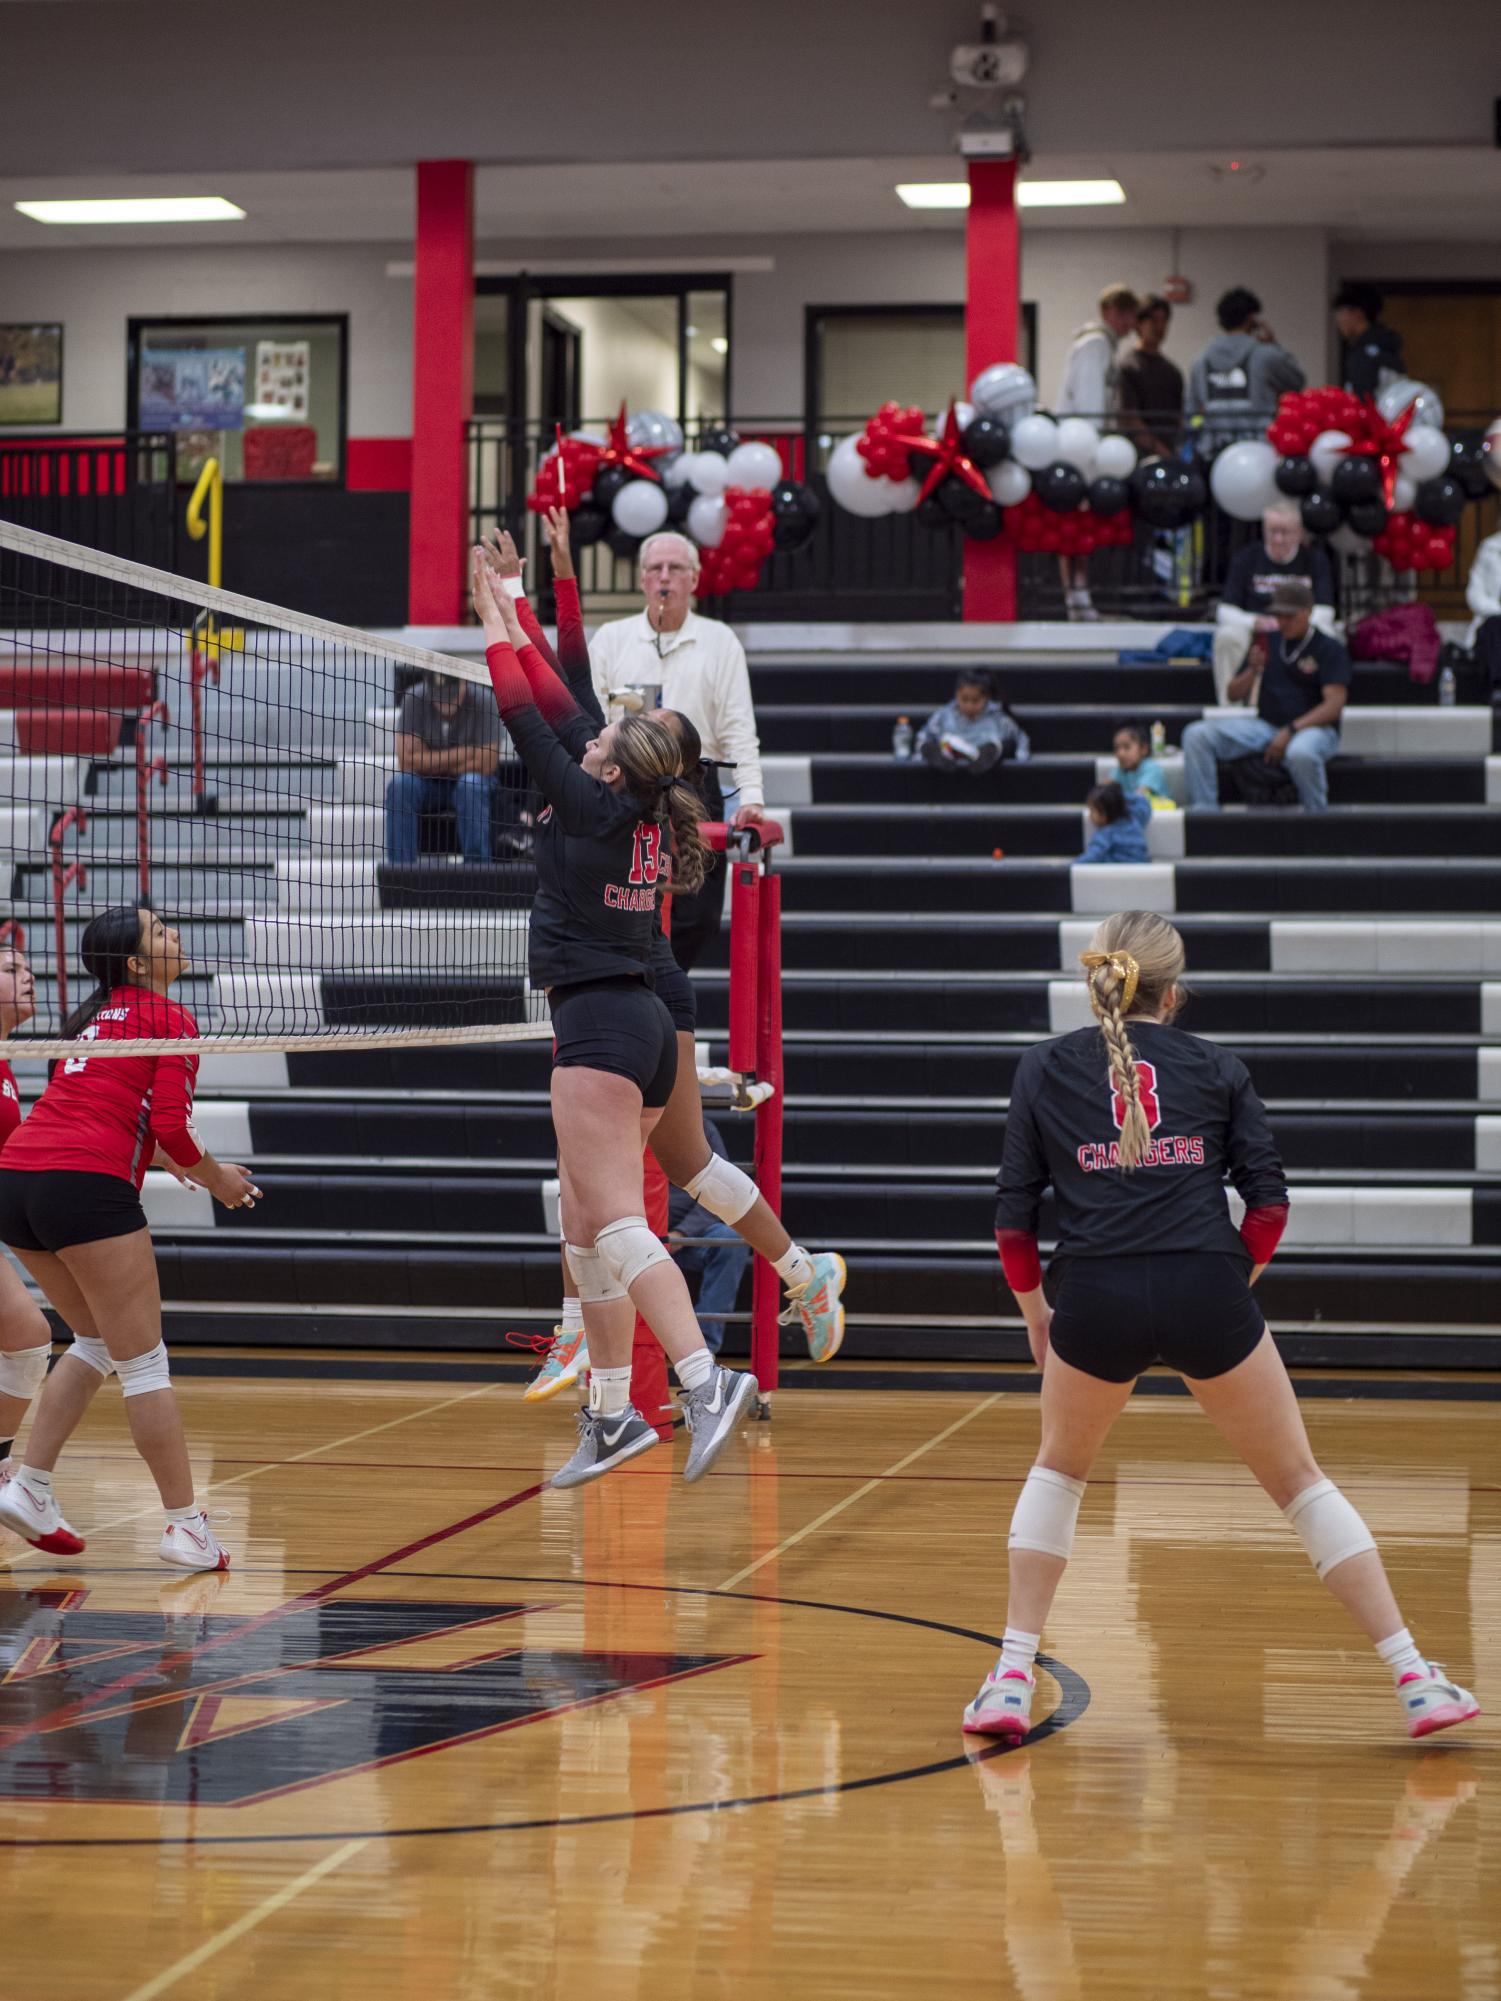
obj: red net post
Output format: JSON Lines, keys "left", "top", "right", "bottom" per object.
{"left": 727, "top": 856, "right": 761, "bottom": 1075}
{"left": 750, "top": 867, "right": 784, "bottom": 1395}
{"left": 190, "top": 620, "right": 219, "bottom": 811}
{"left": 49, "top": 807, "right": 87, "bottom": 1026}
{"left": 135, "top": 699, "right": 169, "bottom": 899}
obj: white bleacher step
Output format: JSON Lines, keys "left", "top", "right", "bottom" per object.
{"left": 0, "top": 805, "right": 50, "bottom": 859}
{"left": 211, "top": 970, "right": 546, "bottom": 1036}
{"left": 1055, "top": 917, "right": 1501, "bottom": 978}
{"left": 1199, "top": 705, "right": 1490, "bottom": 759}
{"left": 241, "top": 909, "right": 529, "bottom": 973}
{"left": 1225, "top": 1187, "right": 1473, "bottom": 1249}
{"left": 0, "top": 756, "right": 84, "bottom": 810}
{"left": 1070, "top": 861, "right": 1175, "bottom": 914}
{"left": 141, "top": 1173, "right": 213, "bottom": 1231}
{"left": 1076, "top": 804, "right": 1183, "bottom": 859}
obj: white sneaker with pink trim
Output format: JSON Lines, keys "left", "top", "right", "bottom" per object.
{"left": 159, "top": 1511, "right": 230, "bottom": 1573}
{"left": 962, "top": 1665, "right": 1035, "bottom": 1738}
{"left": 1398, "top": 1664, "right": 1480, "bottom": 1740}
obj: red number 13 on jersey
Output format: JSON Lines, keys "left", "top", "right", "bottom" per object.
{"left": 1111, "top": 1059, "right": 1161, "bottom": 1133}
{"left": 629, "top": 823, "right": 663, "bottom": 886}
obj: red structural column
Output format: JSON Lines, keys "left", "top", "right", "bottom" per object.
{"left": 963, "top": 157, "right": 1020, "bottom": 623}
{"left": 409, "top": 161, "right": 474, "bottom": 626}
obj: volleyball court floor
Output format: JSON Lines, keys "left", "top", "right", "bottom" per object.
{"left": 1, "top": 1362, "right": 1495, "bottom": 2000}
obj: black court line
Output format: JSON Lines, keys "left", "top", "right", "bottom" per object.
{"left": 166, "top": 1353, "right": 1501, "bottom": 1402}
{"left": 0, "top": 1578, "right": 1089, "bottom": 1849}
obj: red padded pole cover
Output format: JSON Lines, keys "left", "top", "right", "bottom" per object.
{"left": 750, "top": 870, "right": 784, "bottom": 1392}
{"left": 728, "top": 860, "right": 761, "bottom": 1075}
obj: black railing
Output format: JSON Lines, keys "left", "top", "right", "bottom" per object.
{"left": 468, "top": 413, "right": 1499, "bottom": 628}
{"left": 0, "top": 431, "right": 177, "bottom": 586}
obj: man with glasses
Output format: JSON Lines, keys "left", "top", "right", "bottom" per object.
{"left": 589, "top": 530, "right": 766, "bottom": 969}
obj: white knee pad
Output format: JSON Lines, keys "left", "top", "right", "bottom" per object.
{"left": 115, "top": 1341, "right": 172, "bottom": 1399}
{"left": 1284, "top": 1477, "right": 1377, "bottom": 1579}
{"left": 1008, "top": 1465, "right": 1087, "bottom": 1561}
{"left": 68, "top": 1335, "right": 115, "bottom": 1379}
{"left": 0, "top": 1341, "right": 50, "bottom": 1402}
{"left": 682, "top": 1152, "right": 759, "bottom": 1227}
{"left": 595, "top": 1215, "right": 672, "bottom": 1292}
{"left": 565, "top": 1241, "right": 627, "bottom": 1304}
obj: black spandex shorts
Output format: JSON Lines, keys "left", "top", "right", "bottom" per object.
{"left": 0, "top": 1167, "right": 149, "bottom": 1253}
{"left": 549, "top": 977, "right": 678, "bottom": 1109}
{"left": 1047, "top": 1252, "right": 1266, "bottom": 1384}
{"left": 652, "top": 953, "right": 698, "bottom": 1035}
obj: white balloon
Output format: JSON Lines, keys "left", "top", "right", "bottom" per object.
{"left": 969, "top": 362, "right": 1037, "bottom": 422}
{"left": 1092, "top": 434, "right": 1138, "bottom": 480}
{"left": 686, "top": 493, "right": 727, "bottom": 547}
{"left": 1010, "top": 413, "right": 1061, "bottom": 471}
{"left": 1391, "top": 472, "right": 1418, "bottom": 514}
{"left": 662, "top": 450, "right": 694, "bottom": 487}
{"left": 687, "top": 451, "right": 730, "bottom": 497}
{"left": 1309, "top": 428, "right": 1354, "bottom": 487}
{"left": 626, "top": 409, "right": 684, "bottom": 452}
{"left": 1210, "top": 440, "right": 1281, "bottom": 521}
{"left": 953, "top": 401, "right": 976, "bottom": 430}
{"left": 824, "top": 434, "right": 901, "bottom": 517}
{"left": 1399, "top": 423, "right": 1450, "bottom": 484}
{"left": 611, "top": 478, "right": 669, "bottom": 538}
{"left": 988, "top": 459, "right": 1032, "bottom": 507}
{"left": 1055, "top": 417, "right": 1100, "bottom": 474}
{"left": 725, "top": 441, "right": 783, "bottom": 491}
{"left": 883, "top": 475, "right": 922, "bottom": 515}
{"left": 1484, "top": 417, "right": 1501, "bottom": 494}
{"left": 1377, "top": 377, "right": 1445, "bottom": 432}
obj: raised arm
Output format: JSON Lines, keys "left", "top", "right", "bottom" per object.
{"left": 481, "top": 518, "right": 601, "bottom": 749}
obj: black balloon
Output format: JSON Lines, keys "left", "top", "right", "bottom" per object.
{"left": 959, "top": 414, "right": 1010, "bottom": 468}
{"left": 666, "top": 484, "right": 694, "bottom": 525}
{"left": 1448, "top": 434, "right": 1493, "bottom": 502}
{"left": 1129, "top": 454, "right": 1165, "bottom": 496}
{"left": 773, "top": 515, "right": 817, "bottom": 552}
{"left": 1414, "top": 475, "right": 1467, "bottom": 527}
{"left": 698, "top": 427, "right": 740, "bottom": 457}
{"left": 1346, "top": 497, "right": 1388, "bottom": 537}
{"left": 1134, "top": 460, "right": 1200, "bottom": 529}
{"left": 1330, "top": 455, "right": 1381, "bottom": 506}
{"left": 1036, "top": 461, "right": 1088, "bottom": 514}
{"left": 604, "top": 522, "right": 642, "bottom": 559}
{"left": 1274, "top": 455, "right": 1317, "bottom": 497}
{"left": 593, "top": 464, "right": 630, "bottom": 507}
{"left": 962, "top": 502, "right": 1003, "bottom": 540}
{"left": 938, "top": 476, "right": 988, "bottom": 522}
{"left": 1300, "top": 491, "right": 1341, "bottom": 536}
{"left": 915, "top": 494, "right": 949, "bottom": 530}
{"left": 908, "top": 448, "right": 937, "bottom": 483}
{"left": 569, "top": 502, "right": 609, "bottom": 546}
{"left": 1087, "top": 475, "right": 1130, "bottom": 516}
{"left": 770, "top": 478, "right": 820, "bottom": 524}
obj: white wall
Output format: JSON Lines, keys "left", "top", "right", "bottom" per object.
{"left": 1334, "top": 240, "right": 1501, "bottom": 284}
{"left": 547, "top": 296, "right": 679, "bottom": 423}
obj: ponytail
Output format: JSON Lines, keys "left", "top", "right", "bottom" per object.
{"left": 660, "top": 776, "right": 709, "bottom": 893}
{"left": 1080, "top": 910, "right": 1188, "bottom": 1174}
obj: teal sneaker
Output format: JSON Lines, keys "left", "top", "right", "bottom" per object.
{"left": 779, "top": 1251, "right": 847, "bottom": 1364}
{"left": 507, "top": 1325, "right": 590, "bottom": 1403}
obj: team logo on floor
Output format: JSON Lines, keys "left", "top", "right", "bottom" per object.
{"left": 0, "top": 1587, "right": 749, "bottom": 1808}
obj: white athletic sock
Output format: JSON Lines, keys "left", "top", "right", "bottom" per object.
{"left": 165, "top": 1502, "right": 201, "bottom": 1526}
{"left": 1376, "top": 1626, "right": 1427, "bottom": 1684}
{"left": 1000, "top": 1627, "right": 1040, "bottom": 1678}
{"left": 774, "top": 1244, "right": 814, "bottom": 1292}
{"left": 674, "top": 1348, "right": 715, "bottom": 1395}
{"left": 588, "top": 1365, "right": 633, "bottom": 1418}
{"left": 16, "top": 1463, "right": 52, "bottom": 1494}
{"left": 560, "top": 1297, "right": 585, "bottom": 1336}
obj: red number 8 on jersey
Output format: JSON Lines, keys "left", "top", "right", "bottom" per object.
{"left": 1111, "top": 1059, "right": 1161, "bottom": 1134}
{"left": 629, "top": 822, "right": 663, "bottom": 886}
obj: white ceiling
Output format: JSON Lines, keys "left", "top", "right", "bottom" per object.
{"left": 2, "top": 147, "right": 1499, "bottom": 252}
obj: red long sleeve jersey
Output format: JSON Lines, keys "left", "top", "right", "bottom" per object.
{"left": 3, "top": 988, "right": 203, "bottom": 1189}
{"left": 0, "top": 1063, "right": 20, "bottom": 1148}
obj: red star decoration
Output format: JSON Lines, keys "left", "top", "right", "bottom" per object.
{"left": 888, "top": 400, "right": 992, "bottom": 507}
{"left": 1340, "top": 394, "right": 1418, "bottom": 508}
{"left": 594, "top": 401, "right": 675, "bottom": 486}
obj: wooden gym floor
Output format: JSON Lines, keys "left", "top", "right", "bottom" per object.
{"left": 1, "top": 1358, "right": 1496, "bottom": 2001}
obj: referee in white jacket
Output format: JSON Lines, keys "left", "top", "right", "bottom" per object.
{"left": 589, "top": 530, "right": 765, "bottom": 970}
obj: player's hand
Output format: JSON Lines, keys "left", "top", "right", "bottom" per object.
{"left": 481, "top": 525, "right": 523, "bottom": 583}
{"left": 1025, "top": 1306, "right": 1052, "bottom": 1370}
{"left": 733, "top": 803, "right": 765, "bottom": 828}
{"left": 1264, "top": 727, "right": 1292, "bottom": 765}
{"left": 471, "top": 548, "right": 514, "bottom": 642}
{"left": 543, "top": 506, "right": 575, "bottom": 582}
{"left": 208, "top": 1162, "right": 262, "bottom": 1211}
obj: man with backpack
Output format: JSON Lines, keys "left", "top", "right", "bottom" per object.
{"left": 1186, "top": 288, "right": 1306, "bottom": 448}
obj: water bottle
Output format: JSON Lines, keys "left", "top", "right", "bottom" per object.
{"left": 1438, "top": 666, "right": 1456, "bottom": 708}
{"left": 892, "top": 715, "right": 914, "bottom": 760}
{"left": 1150, "top": 719, "right": 1167, "bottom": 757}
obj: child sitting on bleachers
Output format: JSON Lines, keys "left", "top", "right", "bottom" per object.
{"left": 1077, "top": 781, "right": 1151, "bottom": 864}
{"left": 916, "top": 670, "right": 1030, "bottom": 773}
{"left": 1107, "top": 721, "right": 1167, "bottom": 803}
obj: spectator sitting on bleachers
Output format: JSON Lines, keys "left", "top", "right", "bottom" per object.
{"left": 385, "top": 670, "right": 502, "bottom": 865}
{"left": 1107, "top": 721, "right": 1167, "bottom": 802}
{"left": 1077, "top": 781, "right": 1150, "bottom": 864}
{"left": 1183, "top": 578, "right": 1349, "bottom": 814}
{"left": 1465, "top": 525, "right": 1501, "bottom": 695}
{"left": 1212, "top": 505, "right": 1337, "bottom": 704}
{"left": 669, "top": 1119, "right": 751, "bottom": 1355}
{"left": 916, "top": 670, "right": 1030, "bottom": 774}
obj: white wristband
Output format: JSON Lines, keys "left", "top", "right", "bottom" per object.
{"left": 502, "top": 577, "right": 526, "bottom": 601}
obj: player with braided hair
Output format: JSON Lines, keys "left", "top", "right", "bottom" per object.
{"left": 965, "top": 909, "right": 1480, "bottom": 1745}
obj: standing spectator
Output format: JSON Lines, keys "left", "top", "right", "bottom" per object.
{"left": 1213, "top": 505, "right": 1338, "bottom": 703}
{"left": 384, "top": 672, "right": 501, "bottom": 865}
{"left": 1333, "top": 284, "right": 1405, "bottom": 398}
{"left": 1466, "top": 526, "right": 1501, "bottom": 693}
{"left": 1182, "top": 579, "right": 1349, "bottom": 813}
{"left": 589, "top": 530, "right": 764, "bottom": 970}
{"left": 1057, "top": 284, "right": 1140, "bottom": 619}
{"left": 1117, "top": 295, "right": 1184, "bottom": 462}
{"left": 916, "top": 670, "right": 1030, "bottom": 774}
{"left": 669, "top": 1119, "right": 751, "bottom": 1355}
{"left": 1185, "top": 288, "right": 1306, "bottom": 449}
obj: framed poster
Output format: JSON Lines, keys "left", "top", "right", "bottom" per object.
{"left": 253, "top": 338, "right": 310, "bottom": 421}
{"left": 0, "top": 323, "right": 63, "bottom": 426}
{"left": 138, "top": 347, "right": 246, "bottom": 431}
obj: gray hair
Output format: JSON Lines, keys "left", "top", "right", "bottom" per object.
{"left": 1263, "top": 502, "right": 1302, "bottom": 533}
{"left": 639, "top": 531, "right": 700, "bottom": 577}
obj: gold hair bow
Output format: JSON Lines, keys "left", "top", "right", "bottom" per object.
{"left": 1080, "top": 949, "right": 1140, "bottom": 1014}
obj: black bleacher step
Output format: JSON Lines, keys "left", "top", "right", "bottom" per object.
{"left": 759, "top": 705, "right": 1205, "bottom": 757}
{"left": 698, "top": 913, "right": 1273, "bottom": 976}
{"left": 748, "top": 659, "right": 1428, "bottom": 709}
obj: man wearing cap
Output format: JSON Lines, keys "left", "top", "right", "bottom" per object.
{"left": 1182, "top": 578, "right": 1350, "bottom": 812}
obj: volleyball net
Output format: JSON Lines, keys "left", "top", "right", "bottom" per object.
{"left": 0, "top": 520, "right": 546, "bottom": 1056}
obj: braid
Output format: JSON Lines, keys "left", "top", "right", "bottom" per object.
{"left": 1089, "top": 961, "right": 1151, "bottom": 1171}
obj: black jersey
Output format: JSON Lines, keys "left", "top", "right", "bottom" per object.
{"left": 995, "top": 1022, "right": 1288, "bottom": 1265}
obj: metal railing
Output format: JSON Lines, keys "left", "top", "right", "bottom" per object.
{"left": 0, "top": 431, "right": 177, "bottom": 590}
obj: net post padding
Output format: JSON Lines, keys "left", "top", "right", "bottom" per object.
{"left": 750, "top": 867, "right": 784, "bottom": 1395}
{"left": 727, "top": 856, "right": 761, "bottom": 1075}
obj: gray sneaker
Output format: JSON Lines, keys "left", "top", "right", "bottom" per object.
{"left": 681, "top": 1366, "right": 758, "bottom": 1483}
{"left": 551, "top": 1405, "right": 659, "bottom": 1489}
